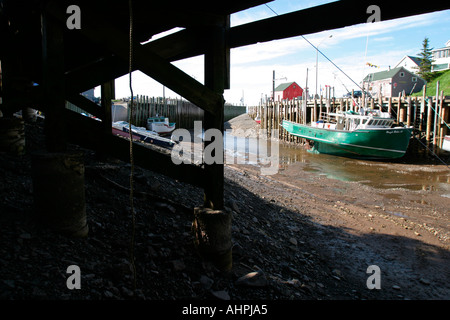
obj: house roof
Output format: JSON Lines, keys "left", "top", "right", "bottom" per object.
{"left": 407, "top": 56, "right": 422, "bottom": 66}
{"left": 274, "top": 82, "right": 299, "bottom": 91}
{"left": 394, "top": 55, "right": 421, "bottom": 70}
{"left": 363, "top": 67, "right": 404, "bottom": 82}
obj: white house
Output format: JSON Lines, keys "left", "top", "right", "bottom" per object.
{"left": 432, "top": 40, "right": 450, "bottom": 71}
{"left": 394, "top": 55, "right": 421, "bottom": 74}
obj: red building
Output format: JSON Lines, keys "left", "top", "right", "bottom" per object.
{"left": 274, "top": 82, "right": 303, "bottom": 101}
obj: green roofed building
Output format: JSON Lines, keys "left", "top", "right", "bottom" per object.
{"left": 362, "top": 66, "right": 425, "bottom": 98}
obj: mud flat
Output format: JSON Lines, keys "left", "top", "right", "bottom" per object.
{"left": 0, "top": 119, "right": 449, "bottom": 302}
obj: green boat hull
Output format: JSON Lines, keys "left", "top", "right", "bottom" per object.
{"left": 282, "top": 120, "right": 413, "bottom": 159}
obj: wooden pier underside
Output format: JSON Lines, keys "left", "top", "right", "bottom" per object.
{"left": 1, "top": 0, "right": 450, "bottom": 263}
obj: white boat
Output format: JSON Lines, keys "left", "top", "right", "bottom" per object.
{"left": 112, "top": 121, "right": 175, "bottom": 148}
{"left": 146, "top": 116, "right": 176, "bottom": 135}
{"left": 442, "top": 135, "right": 450, "bottom": 152}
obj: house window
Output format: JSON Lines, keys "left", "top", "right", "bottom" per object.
{"left": 412, "top": 77, "right": 417, "bottom": 82}
{"left": 399, "top": 72, "right": 405, "bottom": 77}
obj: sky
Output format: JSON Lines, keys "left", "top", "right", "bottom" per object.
{"left": 102, "top": 0, "right": 450, "bottom": 107}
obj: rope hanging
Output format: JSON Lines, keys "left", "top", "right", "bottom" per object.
{"left": 128, "top": 0, "right": 137, "bottom": 291}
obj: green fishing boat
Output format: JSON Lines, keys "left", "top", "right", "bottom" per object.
{"left": 282, "top": 109, "right": 413, "bottom": 159}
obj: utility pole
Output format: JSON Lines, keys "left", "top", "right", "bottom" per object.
{"left": 272, "top": 70, "right": 275, "bottom": 102}
{"left": 305, "top": 68, "right": 309, "bottom": 100}
{"left": 315, "top": 34, "right": 332, "bottom": 98}
{"left": 272, "top": 70, "right": 287, "bottom": 102}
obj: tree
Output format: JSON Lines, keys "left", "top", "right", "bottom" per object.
{"left": 416, "top": 37, "right": 434, "bottom": 82}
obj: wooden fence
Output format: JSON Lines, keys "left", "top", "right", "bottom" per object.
{"left": 128, "top": 95, "right": 246, "bottom": 129}
{"left": 248, "top": 94, "right": 450, "bottom": 153}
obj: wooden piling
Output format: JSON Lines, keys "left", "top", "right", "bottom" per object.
{"left": 193, "top": 207, "right": 232, "bottom": 271}
{"left": 426, "top": 97, "right": 433, "bottom": 145}
{"left": 407, "top": 96, "right": 412, "bottom": 127}
{"left": 32, "top": 151, "right": 88, "bottom": 237}
{"left": 0, "top": 117, "right": 25, "bottom": 155}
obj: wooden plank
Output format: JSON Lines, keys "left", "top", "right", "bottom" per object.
{"left": 66, "top": 94, "right": 103, "bottom": 119}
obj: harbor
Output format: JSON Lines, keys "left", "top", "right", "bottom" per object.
{"left": 248, "top": 91, "right": 450, "bottom": 156}
{"left": 1, "top": 0, "right": 450, "bottom": 306}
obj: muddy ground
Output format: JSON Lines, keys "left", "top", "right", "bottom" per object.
{"left": 0, "top": 117, "right": 449, "bottom": 305}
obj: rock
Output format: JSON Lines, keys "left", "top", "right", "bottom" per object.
{"left": 199, "top": 275, "right": 214, "bottom": 290}
{"left": 155, "top": 202, "right": 176, "bottom": 214}
{"left": 171, "top": 259, "right": 186, "bottom": 271}
{"left": 236, "top": 270, "right": 268, "bottom": 287}
{"left": 289, "top": 237, "right": 298, "bottom": 246}
{"left": 211, "top": 290, "right": 230, "bottom": 300}
{"left": 19, "top": 233, "right": 31, "bottom": 239}
{"left": 104, "top": 290, "right": 114, "bottom": 298}
{"left": 149, "top": 180, "right": 161, "bottom": 192}
{"left": 3, "top": 279, "right": 15, "bottom": 288}
{"left": 230, "top": 200, "right": 240, "bottom": 213}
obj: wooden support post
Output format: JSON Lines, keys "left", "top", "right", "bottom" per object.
{"left": 313, "top": 98, "right": 317, "bottom": 122}
{"left": 193, "top": 207, "right": 232, "bottom": 271}
{"left": 426, "top": 97, "right": 433, "bottom": 146}
{"left": 433, "top": 82, "right": 440, "bottom": 152}
{"left": 407, "top": 96, "right": 411, "bottom": 127}
{"left": 0, "top": 54, "right": 14, "bottom": 117}
{"left": 101, "top": 80, "right": 114, "bottom": 135}
{"left": 196, "top": 17, "right": 231, "bottom": 271}
{"left": 438, "top": 90, "right": 444, "bottom": 151}
{"left": 41, "top": 3, "right": 66, "bottom": 152}
{"left": 421, "top": 85, "right": 426, "bottom": 132}
{"left": 388, "top": 96, "right": 392, "bottom": 115}
{"left": 203, "top": 18, "right": 228, "bottom": 211}
{"left": 36, "top": 3, "right": 88, "bottom": 238}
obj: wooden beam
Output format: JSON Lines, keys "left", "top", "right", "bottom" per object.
{"left": 66, "top": 93, "right": 102, "bottom": 119}
{"left": 144, "top": 1, "right": 450, "bottom": 63}
{"left": 230, "top": 0, "right": 450, "bottom": 48}
{"left": 68, "top": 7, "right": 222, "bottom": 116}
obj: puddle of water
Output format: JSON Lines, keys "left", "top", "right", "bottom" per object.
{"left": 385, "top": 211, "right": 409, "bottom": 218}
{"left": 223, "top": 133, "right": 450, "bottom": 195}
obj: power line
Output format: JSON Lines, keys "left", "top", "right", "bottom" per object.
{"left": 263, "top": 4, "right": 365, "bottom": 94}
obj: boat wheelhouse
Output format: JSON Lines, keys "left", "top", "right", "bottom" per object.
{"left": 146, "top": 116, "right": 176, "bottom": 135}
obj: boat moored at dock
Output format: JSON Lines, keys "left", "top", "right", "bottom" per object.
{"left": 282, "top": 109, "right": 413, "bottom": 159}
